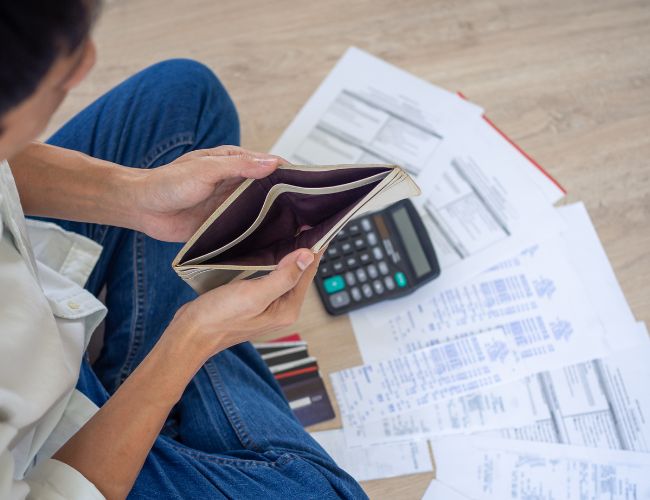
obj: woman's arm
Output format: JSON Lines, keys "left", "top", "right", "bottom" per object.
{"left": 9, "top": 141, "right": 282, "bottom": 243}
{"left": 53, "top": 249, "right": 319, "bottom": 500}
{"left": 9, "top": 141, "right": 143, "bottom": 228}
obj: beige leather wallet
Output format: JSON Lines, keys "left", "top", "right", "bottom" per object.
{"left": 172, "top": 163, "right": 420, "bottom": 293}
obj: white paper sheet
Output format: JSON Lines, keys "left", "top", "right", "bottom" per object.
{"left": 432, "top": 435, "right": 650, "bottom": 500}
{"left": 331, "top": 304, "right": 609, "bottom": 429}
{"left": 411, "top": 117, "right": 564, "bottom": 283}
{"left": 351, "top": 202, "right": 635, "bottom": 364}
{"left": 421, "top": 480, "right": 471, "bottom": 500}
{"left": 343, "top": 377, "right": 540, "bottom": 447}
{"left": 272, "top": 47, "right": 565, "bottom": 290}
{"left": 309, "top": 429, "right": 432, "bottom": 481}
{"left": 479, "top": 323, "right": 650, "bottom": 452}
{"left": 272, "top": 47, "right": 483, "bottom": 179}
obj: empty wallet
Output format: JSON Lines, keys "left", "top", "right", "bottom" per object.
{"left": 172, "top": 163, "right": 420, "bottom": 293}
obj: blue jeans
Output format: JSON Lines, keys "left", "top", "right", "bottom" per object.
{"left": 38, "top": 59, "right": 366, "bottom": 499}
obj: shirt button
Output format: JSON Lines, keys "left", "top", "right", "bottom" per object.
{"left": 67, "top": 300, "right": 80, "bottom": 310}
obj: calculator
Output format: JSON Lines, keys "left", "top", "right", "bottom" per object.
{"left": 315, "top": 199, "right": 440, "bottom": 315}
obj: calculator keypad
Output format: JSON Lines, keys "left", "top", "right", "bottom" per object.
{"left": 317, "top": 215, "right": 411, "bottom": 312}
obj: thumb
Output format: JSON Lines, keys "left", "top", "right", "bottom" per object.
{"left": 254, "top": 249, "right": 315, "bottom": 307}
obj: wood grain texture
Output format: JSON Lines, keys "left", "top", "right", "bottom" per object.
{"left": 45, "top": 0, "right": 650, "bottom": 497}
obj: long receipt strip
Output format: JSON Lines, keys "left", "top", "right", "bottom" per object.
{"left": 346, "top": 322, "right": 648, "bottom": 448}
{"left": 308, "top": 429, "right": 432, "bottom": 482}
{"left": 432, "top": 435, "right": 650, "bottom": 499}
{"left": 478, "top": 326, "right": 650, "bottom": 451}
{"left": 271, "top": 47, "right": 565, "bottom": 288}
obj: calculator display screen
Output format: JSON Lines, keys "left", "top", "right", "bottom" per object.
{"left": 391, "top": 207, "right": 431, "bottom": 278}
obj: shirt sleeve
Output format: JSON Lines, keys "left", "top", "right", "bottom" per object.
{"left": 25, "top": 459, "right": 105, "bottom": 500}
{"left": 1, "top": 423, "right": 103, "bottom": 500}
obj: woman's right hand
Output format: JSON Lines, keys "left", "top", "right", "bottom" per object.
{"left": 166, "top": 248, "right": 321, "bottom": 362}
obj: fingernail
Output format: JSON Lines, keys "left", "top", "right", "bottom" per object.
{"left": 296, "top": 251, "right": 315, "bottom": 271}
{"left": 253, "top": 157, "right": 277, "bottom": 167}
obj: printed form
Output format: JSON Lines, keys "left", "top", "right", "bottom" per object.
{"left": 309, "top": 429, "right": 431, "bottom": 482}
{"left": 432, "top": 436, "right": 650, "bottom": 499}
{"left": 271, "top": 47, "right": 565, "bottom": 289}
{"left": 479, "top": 325, "right": 650, "bottom": 452}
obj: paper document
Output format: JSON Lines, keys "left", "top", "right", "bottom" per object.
{"left": 422, "top": 480, "right": 471, "bottom": 500}
{"left": 272, "top": 47, "right": 482, "bottom": 178}
{"left": 414, "top": 117, "right": 564, "bottom": 282}
{"left": 432, "top": 435, "right": 650, "bottom": 499}
{"left": 310, "top": 429, "right": 432, "bottom": 481}
{"left": 480, "top": 323, "right": 650, "bottom": 452}
{"left": 343, "top": 377, "right": 539, "bottom": 447}
{"left": 351, "top": 202, "right": 635, "bottom": 364}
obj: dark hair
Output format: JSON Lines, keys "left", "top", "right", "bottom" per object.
{"left": 0, "top": 0, "right": 100, "bottom": 117}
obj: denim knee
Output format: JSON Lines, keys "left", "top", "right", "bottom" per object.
{"left": 137, "top": 58, "right": 240, "bottom": 147}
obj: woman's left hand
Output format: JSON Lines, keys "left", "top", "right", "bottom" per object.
{"left": 133, "top": 145, "right": 284, "bottom": 242}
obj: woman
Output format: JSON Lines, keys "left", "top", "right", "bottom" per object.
{"left": 0, "top": 1, "right": 366, "bottom": 498}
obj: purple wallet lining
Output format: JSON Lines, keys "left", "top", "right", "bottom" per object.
{"left": 180, "top": 166, "right": 390, "bottom": 266}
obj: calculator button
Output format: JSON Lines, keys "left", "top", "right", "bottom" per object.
{"left": 353, "top": 238, "right": 365, "bottom": 250}
{"left": 350, "top": 287, "right": 362, "bottom": 302}
{"left": 394, "top": 272, "right": 408, "bottom": 288}
{"left": 327, "top": 246, "right": 339, "bottom": 258}
{"left": 384, "top": 276, "right": 396, "bottom": 290}
{"left": 344, "top": 271, "right": 356, "bottom": 286}
{"left": 337, "top": 228, "right": 347, "bottom": 239}
{"left": 361, "top": 283, "right": 373, "bottom": 298}
{"left": 367, "top": 232, "right": 378, "bottom": 246}
{"left": 346, "top": 256, "right": 358, "bottom": 268}
{"left": 361, "top": 218, "right": 372, "bottom": 231}
{"left": 323, "top": 275, "right": 346, "bottom": 294}
{"left": 348, "top": 223, "right": 361, "bottom": 235}
{"left": 355, "top": 268, "right": 368, "bottom": 283}
{"left": 319, "top": 265, "right": 331, "bottom": 277}
{"left": 359, "top": 252, "right": 371, "bottom": 264}
{"left": 341, "top": 242, "right": 353, "bottom": 254}
{"left": 378, "top": 261, "right": 390, "bottom": 275}
{"left": 372, "top": 246, "right": 384, "bottom": 260}
{"left": 367, "top": 264, "right": 378, "bottom": 279}
{"left": 329, "top": 291, "right": 351, "bottom": 309}
{"left": 333, "top": 260, "right": 344, "bottom": 273}
{"left": 372, "top": 279, "right": 385, "bottom": 295}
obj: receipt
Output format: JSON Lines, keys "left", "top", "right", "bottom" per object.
{"left": 309, "top": 429, "right": 432, "bottom": 481}
{"left": 343, "top": 377, "right": 540, "bottom": 447}
{"left": 432, "top": 435, "right": 650, "bottom": 499}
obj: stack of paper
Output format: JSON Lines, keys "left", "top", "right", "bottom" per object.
{"left": 272, "top": 47, "right": 649, "bottom": 498}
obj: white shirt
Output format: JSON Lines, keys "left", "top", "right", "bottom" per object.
{"left": 0, "top": 160, "right": 107, "bottom": 499}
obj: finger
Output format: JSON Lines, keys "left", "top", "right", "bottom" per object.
{"left": 201, "top": 145, "right": 286, "bottom": 164}
{"left": 286, "top": 249, "right": 322, "bottom": 304}
{"left": 194, "top": 153, "right": 279, "bottom": 184}
{"left": 254, "top": 249, "right": 315, "bottom": 307}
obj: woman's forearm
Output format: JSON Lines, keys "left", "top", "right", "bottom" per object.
{"left": 53, "top": 319, "right": 209, "bottom": 500}
{"left": 9, "top": 141, "right": 144, "bottom": 228}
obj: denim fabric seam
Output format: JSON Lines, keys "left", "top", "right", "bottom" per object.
{"left": 141, "top": 132, "right": 194, "bottom": 167}
{"left": 164, "top": 440, "right": 297, "bottom": 468}
{"left": 117, "top": 231, "right": 147, "bottom": 385}
{"left": 113, "top": 132, "right": 194, "bottom": 386}
{"left": 202, "top": 359, "right": 265, "bottom": 452}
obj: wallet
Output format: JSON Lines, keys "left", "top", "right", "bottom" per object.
{"left": 172, "top": 163, "right": 420, "bottom": 294}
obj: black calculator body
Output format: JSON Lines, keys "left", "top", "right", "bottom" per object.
{"left": 315, "top": 199, "right": 440, "bottom": 315}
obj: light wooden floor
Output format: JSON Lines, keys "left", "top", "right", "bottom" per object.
{"left": 47, "top": 0, "right": 650, "bottom": 498}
